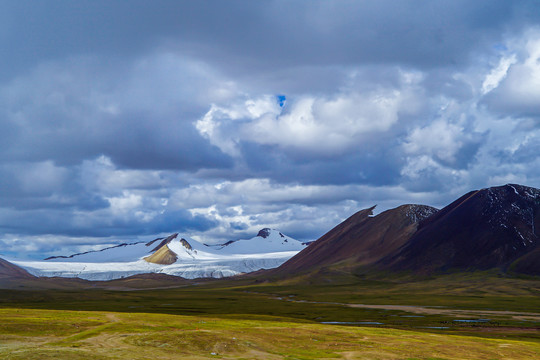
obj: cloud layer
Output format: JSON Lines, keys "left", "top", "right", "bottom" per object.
{"left": 1, "top": 1, "right": 540, "bottom": 258}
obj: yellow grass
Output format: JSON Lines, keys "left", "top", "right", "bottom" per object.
{"left": 1, "top": 308, "right": 539, "bottom": 360}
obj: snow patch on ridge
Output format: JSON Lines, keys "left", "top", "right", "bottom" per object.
{"left": 482, "top": 184, "right": 540, "bottom": 249}
{"left": 404, "top": 204, "right": 438, "bottom": 223}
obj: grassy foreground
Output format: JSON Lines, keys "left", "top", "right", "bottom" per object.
{"left": 1, "top": 272, "right": 539, "bottom": 359}
{"left": 1, "top": 308, "right": 539, "bottom": 360}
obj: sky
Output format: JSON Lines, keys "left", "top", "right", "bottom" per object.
{"left": 1, "top": 0, "right": 540, "bottom": 259}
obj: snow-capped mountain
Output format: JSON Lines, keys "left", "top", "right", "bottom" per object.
{"left": 205, "top": 228, "right": 307, "bottom": 254}
{"left": 12, "top": 229, "right": 308, "bottom": 280}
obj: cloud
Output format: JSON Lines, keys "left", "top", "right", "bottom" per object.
{"left": 2, "top": 2, "right": 540, "bottom": 258}
{"left": 402, "top": 115, "right": 485, "bottom": 169}
{"left": 3, "top": 1, "right": 539, "bottom": 83}
{"left": 0, "top": 160, "right": 109, "bottom": 211}
{"left": 482, "top": 28, "right": 540, "bottom": 118}
{"left": 196, "top": 68, "right": 425, "bottom": 160}
{"left": 481, "top": 54, "right": 517, "bottom": 95}
{"left": 0, "top": 53, "right": 234, "bottom": 171}
{"left": 242, "top": 92, "right": 400, "bottom": 154}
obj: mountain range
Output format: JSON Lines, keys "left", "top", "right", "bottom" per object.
{"left": 275, "top": 183, "right": 540, "bottom": 278}
{"left": 383, "top": 184, "right": 540, "bottom": 274}
{"left": 10, "top": 229, "right": 307, "bottom": 280}
{"left": 2, "top": 183, "right": 540, "bottom": 285}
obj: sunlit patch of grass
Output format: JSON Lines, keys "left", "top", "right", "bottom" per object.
{"left": 3, "top": 349, "right": 110, "bottom": 360}
{"left": 0, "top": 309, "right": 106, "bottom": 337}
{"left": 0, "top": 308, "right": 539, "bottom": 359}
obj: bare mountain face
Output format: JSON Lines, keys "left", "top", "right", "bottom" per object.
{"left": 0, "top": 257, "right": 35, "bottom": 288}
{"left": 273, "top": 184, "right": 540, "bottom": 278}
{"left": 274, "top": 204, "right": 438, "bottom": 276}
{"left": 383, "top": 184, "right": 540, "bottom": 274}
{"left": 0, "top": 257, "right": 32, "bottom": 279}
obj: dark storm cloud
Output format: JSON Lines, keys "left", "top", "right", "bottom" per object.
{"left": 0, "top": 206, "right": 217, "bottom": 238}
{"left": 1, "top": 0, "right": 540, "bottom": 257}
{"left": 0, "top": 161, "right": 109, "bottom": 212}
{"left": 0, "top": 54, "right": 234, "bottom": 169}
{"left": 2, "top": 0, "right": 538, "bottom": 80}
{"left": 238, "top": 141, "right": 403, "bottom": 186}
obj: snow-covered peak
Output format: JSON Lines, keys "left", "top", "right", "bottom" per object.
{"left": 257, "top": 228, "right": 274, "bottom": 238}
{"left": 216, "top": 229, "right": 306, "bottom": 254}
{"left": 44, "top": 229, "right": 307, "bottom": 264}
{"left": 19, "top": 228, "right": 308, "bottom": 280}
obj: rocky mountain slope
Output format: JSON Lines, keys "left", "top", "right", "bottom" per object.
{"left": 274, "top": 204, "right": 438, "bottom": 275}
{"left": 383, "top": 184, "right": 540, "bottom": 274}
{"left": 274, "top": 184, "right": 540, "bottom": 277}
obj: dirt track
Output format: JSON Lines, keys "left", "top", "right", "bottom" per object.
{"left": 347, "top": 303, "right": 540, "bottom": 321}
{"left": 275, "top": 296, "right": 540, "bottom": 321}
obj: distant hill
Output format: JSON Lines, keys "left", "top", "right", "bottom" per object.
{"left": 0, "top": 257, "right": 35, "bottom": 288}
{"left": 0, "top": 257, "right": 32, "bottom": 279}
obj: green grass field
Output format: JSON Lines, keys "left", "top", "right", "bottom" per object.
{"left": 1, "top": 272, "right": 539, "bottom": 359}
{"left": 2, "top": 308, "right": 539, "bottom": 359}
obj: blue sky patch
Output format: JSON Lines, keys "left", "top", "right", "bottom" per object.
{"left": 277, "top": 95, "right": 286, "bottom": 107}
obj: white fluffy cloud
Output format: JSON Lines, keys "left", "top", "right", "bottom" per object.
{"left": 482, "top": 28, "right": 540, "bottom": 116}
{"left": 481, "top": 54, "right": 517, "bottom": 95}
{"left": 196, "top": 74, "right": 424, "bottom": 157}
{"left": 244, "top": 92, "right": 401, "bottom": 153}
{"left": 404, "top": 118, "right": 468, "bottom": 164}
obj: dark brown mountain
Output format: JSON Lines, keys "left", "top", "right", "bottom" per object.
{"left": 382, "top": 184, "right": 540, "bottom": 274}
{"left": 273, "top": 204, "right": 438, "bottom": 276}
{"left": 0, "top": 257, "right": 33, "bottom": 279}
{"left": 271, "top": 184, "right": 540, "bottom": 279}
{"left": 0, "top": 257, "right": 35, "bottom": 288}
{"left": 511, "top": 246, "right": 540, "bottom": 275}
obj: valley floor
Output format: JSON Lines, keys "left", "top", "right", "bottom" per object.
{"left": 1, "top": 308, "right": 539, "bottom": 360}
{"left": 1, "top": 272, "right": 539, "bottom": 359}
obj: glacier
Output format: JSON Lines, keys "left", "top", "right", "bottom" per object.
{"left": 11, "top": 229, "right": 307, "bottom": 281}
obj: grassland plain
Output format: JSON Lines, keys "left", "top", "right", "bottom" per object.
{"left": 0, "top": 272, "right": 539, "bottom": 359}
{"left": 1, "top": 308, "right": 540, "bottom": 359}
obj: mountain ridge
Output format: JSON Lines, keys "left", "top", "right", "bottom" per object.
{"left": 271, "top": 183, "right": 540, "bottom": 279}
{"left": 272, "top": 204, "right": 438, "bottom": 276}
{"left": 6, "top": 183, "right": 540, "bottom": 283}
{"left": 381, "top": 184, "right": 540, "bottom": 274}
